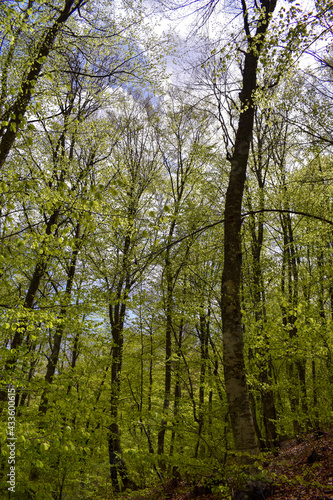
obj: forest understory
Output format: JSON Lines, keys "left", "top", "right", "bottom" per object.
{"left": 116, "top": 427, "right": 333, "bottom": 500}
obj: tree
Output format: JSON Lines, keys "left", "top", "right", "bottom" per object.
{"left": 0, "top": 0, "right": 88, "bottom": 170}
{"left": 220, "top": 0, "right": 277, "bottom": 460}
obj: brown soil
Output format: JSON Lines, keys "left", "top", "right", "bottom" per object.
{"left": 266, "top": 428, "right": 333, "bottom": 500}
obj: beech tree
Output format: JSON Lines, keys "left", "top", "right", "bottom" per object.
{"left": 220, "top": 0, "right": 278, "bottom": 460}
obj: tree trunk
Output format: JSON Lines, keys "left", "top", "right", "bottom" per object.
{"left": 108, "top": 233, "right": 133, "bottom": 491}
{"left": 221, "top": 0, "right": 277, "bottom": 460}
{"left": 157, "top": 214, "right": 178, "bottom": 465}
{"left": 194, "top": 312, "right": 209, "bottom": 459}
{"left": 109, "top": 323, "right": 128, "bottom": 490}
{"left": 157, "top": 253, "right": 173, "bottom": 461}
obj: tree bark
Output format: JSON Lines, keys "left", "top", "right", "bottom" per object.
{"left": 108, "top": 233, "right": 132, "bottom": 491}
{"left": 221, "top": 0, "right": 276, "bottom": 460}
{"left": 157, "top": 245, "right": 173, "bottom": 460}
{"left": 194, "top": 312, "right": 210, "bottom": 459}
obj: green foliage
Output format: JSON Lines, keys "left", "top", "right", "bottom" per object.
{"left": 0, "top": 1, "right": 333, "bottom": 498}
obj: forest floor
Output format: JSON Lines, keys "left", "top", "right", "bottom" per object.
{"left": 118, "top": 427, "right": 333, "bottom": 500}
{"left": 265, "top": 427, "right": 333, "bottom": 500}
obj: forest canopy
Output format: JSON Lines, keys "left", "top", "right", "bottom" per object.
{"left": 0, "top": 1, "right": 333, "bottom": 499}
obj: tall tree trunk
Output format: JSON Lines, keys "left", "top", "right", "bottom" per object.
{"left": 221, "top": 0, "right": 277, "bottom": 460}
{"left": 109, "top": 318, "right": 129, "bottom": 491}
{"left": 108, "top": 233, "right": 133, "bottom": 491}
{"left": 157, "top": 213, "right": 178, "bottom": 465}
{"left": 157, "top": 249, "right": 173, "bottom": 461}
{"left": 194, "top": 312, "right": 210, "bottom": 459}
